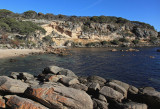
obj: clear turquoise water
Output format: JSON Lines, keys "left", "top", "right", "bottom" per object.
{"left": 0, "top": 47, "right": 160, "bottom": 90}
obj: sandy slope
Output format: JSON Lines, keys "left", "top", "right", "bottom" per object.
{"left": 0, "top": 49, "right": 43, "bottom": 59}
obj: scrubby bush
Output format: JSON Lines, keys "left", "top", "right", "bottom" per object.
{"left": 85, "top": 42, "right": 101, "bottom": 47}
{"left": 110, "top": 40, "right": 119, "bottom": 45}
{"left": 119, "top": 38, "right": 129, "bottom": 42}
{"left": 0, "top": 9, "right": 13, "bottom": 17}
{"left": 132, "top": 39, "right": 139, "bottom": 44}
{"left": 23, "top": 10, "right": 37, "bottom": 19}
{"left": 42, "top": 35, "right": 54, "bottom": 44}
{"left": 100, "top": 41, "right": 107, "bottom": 45}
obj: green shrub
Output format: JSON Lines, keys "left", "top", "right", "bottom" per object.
{"left": 0, "top": 9, "right": 13, "bottom": 17}
{"left": 85, "top": 42, "right": 101, "bottom": 47}
{"left": 132, "top": 39, "right": 139, "bottom": 44}
{"left": 23, "top": 10, "right": 37, "bottom": 18}
{"left": 42, "top": 35, "right": 54, "bottom": 44}
{"left": 119, "top": 38, "right": 129, "bottom": 42}
{"left": 110, "top": 40, "right": 119, "bottom": 45}
{"left": 0, "top": 21, "right": 11, "bottom": 31}
{"left": 100, "top": 41, "right": 107, "bottom": 45}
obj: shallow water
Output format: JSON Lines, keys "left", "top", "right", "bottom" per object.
{"left": 0, "top": 47, "right": 160, "bottom": 91}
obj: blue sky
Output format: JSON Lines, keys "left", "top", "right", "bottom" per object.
{"left": 0, "top": 0, "right": 159, "bottom": 31}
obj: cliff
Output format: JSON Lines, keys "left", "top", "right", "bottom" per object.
{"left": 0, "top": 9, "right": 159, "bottom": 48}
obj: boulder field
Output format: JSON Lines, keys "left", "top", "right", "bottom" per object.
{"left": 0, "top": 65, "right": 159, "bottom": 109}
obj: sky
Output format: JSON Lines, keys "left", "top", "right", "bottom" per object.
{"left": 0, "top": 0, "right": 159, "bottom": 31}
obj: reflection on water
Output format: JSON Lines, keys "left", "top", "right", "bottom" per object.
{"left": 0, "top": 47, "right": 160, "bottom": 91}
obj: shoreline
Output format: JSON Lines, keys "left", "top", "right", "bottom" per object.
{"left": 0, "top": 49, "right": 44, "bottom": 59}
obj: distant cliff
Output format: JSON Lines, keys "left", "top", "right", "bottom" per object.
{"left": 0, "top": 9, "right": 159, "bottom": 49}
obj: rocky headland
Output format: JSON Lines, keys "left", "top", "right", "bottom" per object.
{"left": 0, "top": 65, "right": 159, "bottom": 109}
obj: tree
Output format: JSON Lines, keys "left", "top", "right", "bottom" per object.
{"left": 23, "top": 10, "right": 37, "bottom": 19}
{"left": 0, "top": 9, "right": 13, "bottom": 17}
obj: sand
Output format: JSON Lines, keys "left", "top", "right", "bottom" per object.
{"left": 0, "top": 49, "right": 44, "bottom": 59}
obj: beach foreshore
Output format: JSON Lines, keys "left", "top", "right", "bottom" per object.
{"left": 0, "top": 49, "right": 44, "bottom": 59}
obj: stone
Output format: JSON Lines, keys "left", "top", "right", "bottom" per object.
{"left": 5, "top": 95, "right": 48, "bottom": 109}
{"left": 98, "top": 94, "right": 107, "bottom": 102}
{"left": 139, "top": 87, "right": 160, "bottom": 109}
{"left": 0, "top": 76, "right": 29, "bottom": 94}
{"left": 123, "top": 102, "right": 148, "bottom": 109}
{"left": 25, "top": 79, "right": 39, "bottom": 86}
{"left": 60, "top": 77, "right": 79, "bottom": 86}
{"left": 128, "top": 85, "right": 139, "bottom": 95}
{"left": 18, "top": 72, "right": 34, "bottom": 81}
{"left": 0, "top": 96, "right": 5, "bottom": 108}
{"left": 87, "top": 76, "right": 106, "bottom": 87}
{"left": 78, "top": 76, "right": 88, "bottom": 84}
{"left": 44, "top": 74, "right": 65, "bottom": 82}
{"left": 87, "top": 82, "right": 101, "bottom": 91}
{"left": 99, "top": 86, "right": 124, "bottom": 102}
{"left": 58, "top": 69, "right": 78, "bottom": 78}
{"left": 10, "top": 72, "right": 19, "bottom": 79}
{"left": 107, "top": 82, "right": 127, "bottom": 98}
{"left": 43, "top": 65, "right": 63, "bottom": 74}
{"left": 25, "top": 83, "right": 93, "bottom": 109}
{"left": 110, "top": 80, "right": 130, "bottom": 91}
{"left": 69, "top": 83, "right": 88, "bottom": 91}
{"left": 93, "top": 98, "right": 108, "bottom": 109}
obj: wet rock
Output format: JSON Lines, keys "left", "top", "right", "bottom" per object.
{"left": 5, "top": 95, "right": 48, "bottom": 109}
{"left": 0, "top": 76, "right": 29, "bottom": 94}
{"left": 99, "top": 86, "right": 124, "bottom": 102}
{"left": 0, "top": 96, "right": 5, "bottom": 108}
{"left": 111, "top": 49, "right": 118, "bottom": 52}
{"left": 18, "top": 72, "right": 34, "bottom": 81}
{"left": 87, "top": 76, "right": 106, "bottom": 87}
{"left": 10, "top": 72, "right": 19, "bottom": 79}
{"left": 93, "top": 98, "right": 108, "bottom": 109}
{"left": 157, "top": 49, "right": 160, "bottom": 52}
{"left": 126, "top": 48, "right": 139, "bottom": 52}
{"left": 69, "top": 83, "right": 88, "bottom": 91}
{"left": 107, "top": 82, "right": 127, "bottom": 98}
{"left": 60, "top": 77, "right": 79, "bottom": 86}
{"left": 110, "top": 80, "right": 130, "bottom": 91}
{"left": 25, "top": 83, "right": 93, "bottom": 109}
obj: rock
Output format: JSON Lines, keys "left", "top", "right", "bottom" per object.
{"left": 110, "top": 80, "right": 130, "bottom": 91}
{"left": 99, "top": 86, "right": 124, "bottom": 102}
{"left": 10, "top": 72, "right": 19, "bottom": 79}
{"left": 25, "top": 79, "right": 39, "bottom": 86}
{"left": 57, "top": 69, "right": 78, "bottom": 78}
{"left": 78, "top": 76, "right": 88, "bottom": 84}
{"left": 69, "top": 83, "right": 88, "bottom": 91}
{"left": 126, "top": 48, "right": 139, "bottom": 52}
{"left": 87, "top": 76, "right": 106, "bottom": 87}
{"left": 111, "top": 49, "right": 118, "bottom": 52}
{"left": 122, "top": 101, "right": 148, "bottom": 109}
{"left": 98, "top": 94, "right": 107, "bottom": 102}
{"left": 87, "top": 82, "right": 101, "bottom": 91}
{"left": 5, "top": 95, "right": 48, "bottom": 109}
{"left": 93, "top": 98, "right": 108, "bottom": 109}
{"left": 128, "top": 85, "right": 139, "bottom": 95}
{"left": 18, "top": 72, "right": 34, "bottom": 81}
{"left": 157, "top": 49, "right": 160, "bottom": 52}
{"left": 44, "top": 74, "right": 65, "bottom": 82}
{"left": 43, "top": 65, "right": 63, "bottom": 74}
{"left": 107, "top": 82, "right": 127, "bottom": 98}
{"left": 60, "top": 77, "right": 79, "bottom": 86}
{"left": 25, "top": 83, "right": 93, "bottom": 109}
{"left": 138, "top": 87, "right": 160, "bottom": 109}
{"left": 0, "top": 76, "right": 29, "bottom": 94}
{"left": 0, "top": 96, "right": 5, "bottom": 108}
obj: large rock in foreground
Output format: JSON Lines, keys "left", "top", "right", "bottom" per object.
{"left": 5, "top": 95, "right": 48, "bottom": 109}
{"left": 25, "top": 83, "right": 93, "bottom": 109}
{"left": 0, "top": 76, "right": 29, "bottom": 94}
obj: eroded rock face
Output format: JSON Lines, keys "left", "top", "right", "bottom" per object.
{"left": 0, "top": 76, "right": 29, "bottom": 94}
{"left": 100, "top": 86, "right": 124, "bottom": 102}
{"left": 0, "top": 96, "right": 5, "bottom": 108}
{"left": 25, "top": 83, "right": 93, "bottom": 109}
{"left": 6, "top": 95, "right": 48, "bottom": 109}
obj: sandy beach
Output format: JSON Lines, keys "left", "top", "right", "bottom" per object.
{"left": 0, "top": 49, "right": 44, "bottom": 59}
